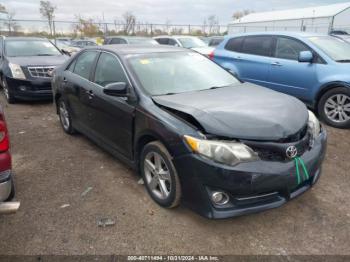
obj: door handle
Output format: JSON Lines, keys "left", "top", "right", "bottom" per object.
{"left": 86, "top": 90, "right": 95, "bottom": 99}
{"left": 63, "top": 77, "right": 67, "bottom": 83}
{"left": 271, "top": 62, "right": 282, "bottom": 66}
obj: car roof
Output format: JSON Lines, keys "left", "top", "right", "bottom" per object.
{"left": 85, "top": 44, "right": 186, "bottom": 55}
{"left": 226, "top": 31, "right": 328, "bottom": 39}
{"left": 154, "top": 35, "right": 199, "bottom": 39}
{"left": 106, "top": 36, "right": 152, "bottom": 40}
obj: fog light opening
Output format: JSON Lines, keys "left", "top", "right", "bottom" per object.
{"left": 19, "top": 86, "right": 27, "bottom": 91}
{"left": 211, "top": 191, "right": 229, "bottom": 205}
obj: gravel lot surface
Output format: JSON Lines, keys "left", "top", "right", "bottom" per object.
{"left": 0, "top": 96, "right": 349, "bottom": 255}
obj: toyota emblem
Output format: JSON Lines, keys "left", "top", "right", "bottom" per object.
{"left": 286, "top": 146, "right": 298, "bottom": 159}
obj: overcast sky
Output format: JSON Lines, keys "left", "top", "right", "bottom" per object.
{"left": 1, "top": 0, "right": 349, "bottom": 24}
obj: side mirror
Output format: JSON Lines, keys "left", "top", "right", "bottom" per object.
{"left": 298, "top": 51, "right": 313, "bottom": 63}
{"left": 103, "top": 82, "right": 128, "bottom": 97}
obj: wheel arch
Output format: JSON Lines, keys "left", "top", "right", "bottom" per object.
{"left": 134, "top": 131, "right": 175, "bottom": 174}
{"left": 315, "top": 81, "right": 350, "bottom": 112}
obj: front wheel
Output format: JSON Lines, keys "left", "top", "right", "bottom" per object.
{"left": 318, "top": 87, "right": 350, "bottom": 128}
{"left": 2, "top": 78, "right": 16, "bottom": 104}
{"left": 140, "top": 141, "right": 181, "bottom": 208}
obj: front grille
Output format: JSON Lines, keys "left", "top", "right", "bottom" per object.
{"left": 27, "top": 66, "right": 55, "bottom": 78}
{"left": 246, "top": 129, "right": 312, "bottom": 162}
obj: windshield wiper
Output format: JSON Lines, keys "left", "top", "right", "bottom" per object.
{"left": 336, "top": 59, "right": 350, "bottom": 63}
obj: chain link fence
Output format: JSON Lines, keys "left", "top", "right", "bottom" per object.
{"left": 0, "top": 18, "right": 229, "bottom": 39}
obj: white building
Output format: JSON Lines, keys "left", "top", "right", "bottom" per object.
{"left": 228, "top": 2, "right": 350, "bottom": 34}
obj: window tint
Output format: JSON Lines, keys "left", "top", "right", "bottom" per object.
{"left": 155, "top": 38, "right": 169, "bottom": 45}
{"left": 110, "top": 38, "right": 121, "bottom": 44}
{"left": 275, "top": 37, "right": 310, "bottom": 61}
{"left": 94, "top": 53, "right": 128, "bottom": 87}
{"left": 168, "top": 39, "right": 178, "bottom": 46}
{"left": 67, "top": 59, "right": 76, "bottom": 72}
{"left": 73, "top": 51, "right": 98, "bottom": 79}
{"left": 241, "top": 36, "right": 273, "bottom": 56}
{"left": 0, "top": 38, "right": 3, "bottom": 56}
{"left": 225, "top": 37, "right": 244, "bottom": 52}
{"left": 119, "top": 39, "right": 127, "bottom": 44}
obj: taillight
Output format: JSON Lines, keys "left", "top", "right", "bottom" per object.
{"left": 0, "top": 114, "right": 9, "bottom": 152}
{"left": 209, "top": 50, "right": 214, "bottom": 60}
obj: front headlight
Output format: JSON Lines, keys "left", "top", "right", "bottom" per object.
{"left": 8, "top": 63, "right": 26, "bottom": 80}
{"left": 184, "top": 135, "right": 259, "bottom": 166}
{"left": 308, "top": 110, "right": 321, "bottom": 139}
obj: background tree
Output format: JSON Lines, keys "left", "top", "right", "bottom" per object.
{"left": 74, "top": 15, "right": 100, "bottom": 37}
{"left": 0, "top": 4, "right": 6, "bottom": 13}
{"left": 39, "top": 1, "right": 56, "bottom": 36}
{"left": 207, "top": 15, "right": 219, "bottom": 35}
{"left": 123, "top": 11, "right": 136, "bottom": 35}
{"left": 232, "top": 10, "right": 253, "bottom": 20}
{"left": 4, "top": 10, "right": 20, "bottom": 36}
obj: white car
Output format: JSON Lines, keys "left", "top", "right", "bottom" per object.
{"left": 153, "top": 35, "right": 214, "bottom": 56}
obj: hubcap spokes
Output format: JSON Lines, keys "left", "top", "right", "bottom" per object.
{"left": 2, "top": 81, "right": 9, "bottom": 99}
{"left": 144, "top": 152, "right": 171, "bottom": 200}
{"left": 59, "top": 103, "right": 70, "bottom": 130}
{"left": 325, "top": 94, "right": 350, "bottom": 123}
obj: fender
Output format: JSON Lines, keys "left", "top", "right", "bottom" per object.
{"left": 315, "top": 81, "right": 350, "bottom": 108}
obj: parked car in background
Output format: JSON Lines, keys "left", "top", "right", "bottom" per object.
{"left": 104, "top": 36, "right": 159, "bottom": 45}
{"left": 0, "top": 36, "right": 68, "bottom": 103}
{"left": 330, "top": 30, "right": 348, "bottom": 35}
{"left": 213, "top": 32, "right": 350, "bottom": 128}
{"left": 154, "top": 35, "right": 214, "bottom": 56}
{"left": 0, "top": 105, "right": 20, "bottom": 214}
{"left": 54, "top": 41, "right": 80, "bottom": 56}
{"left": 206, "top": 36, "right": 224, "bottom": 47}
{"left": 70, "top": 39, "right": 97, "bottom": 49}
{"left": 55, "top": 37, "right": 72, "bottom": 45}
{"left": 52, "top": 45, "right": 326, "bottom": 219}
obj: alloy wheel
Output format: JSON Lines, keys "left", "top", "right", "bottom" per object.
{"left": 144, "top": 151, "right": 171, "bottom": 200}
{"left": 59, "top": 101, "right": 70, "bottom": 131}
{"left": 2, "top": 80, "right": 9, "bottom": 100}
{"left": 324, "top": 94, "right": 350, "bottom": 123}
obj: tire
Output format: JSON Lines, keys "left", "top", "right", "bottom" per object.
{"left": 58, "top": 98, "right": 76, "bottom": 134}
{"left": 140, "top": 141, "right": 181, "bottom": 208}
{"left": 2, "top": 77, "right": 16, "bottom": 104}
{"left": 318, "top": 87, "right": 350, "bottom": 128}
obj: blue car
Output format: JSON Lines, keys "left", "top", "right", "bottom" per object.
{"left": 213, "top": 32, "right": 350, "bottom": 128}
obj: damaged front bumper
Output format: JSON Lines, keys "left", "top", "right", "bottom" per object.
{"left": 173, "top": 130, "right": 327, "bottom": 219}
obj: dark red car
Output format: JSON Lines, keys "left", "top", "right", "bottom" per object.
{"left": 0, "top": 105, "right": 19, "bottom": 214}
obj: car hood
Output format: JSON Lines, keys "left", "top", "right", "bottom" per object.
{"left": 153, "top": 83, "right": 309, "bottom": 141}
{"left": 191, "top": 47, "right": 215, "bottom": 56}
{"left": 7, "top": 55, "right": 68, "bottom": 67}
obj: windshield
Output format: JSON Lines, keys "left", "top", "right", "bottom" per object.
{"left": 178, "top": 37, "right": 207, "bottom": 48}
{"left": 128, "top": 52, "right": 239, "bottom": 96}
{"left": 128, "top": 38, "right": 158, "bottom": 45}
{"left": 308, "top": 36, "right": 350, "bottom": 62}
{"left": 5, "top": 40, "right": 61, "bottom": 57}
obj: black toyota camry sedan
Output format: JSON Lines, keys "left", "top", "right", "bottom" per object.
{"left": 52, "top": 45, "right": 327, "bottom": 219}
{"left": 0, "top": 36, "right": 68, "bottom": 103}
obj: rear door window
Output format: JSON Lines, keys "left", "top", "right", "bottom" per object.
{"left": 275, "top": 37, "right": 310, "bottom": 61}
{"left": 110, "top": 38, "right": 121, "bottom": 44}
{"left": 225, "top": 37, "right": 244, "bottom": 52}
{"left": 73, "top": 51, "right": 98, "bottom": 80}
{"left": 155, "top": 38, "right": 169, "bottom": 45}
{"left": 241, "top": 36, "right": 273, "bottom": 57}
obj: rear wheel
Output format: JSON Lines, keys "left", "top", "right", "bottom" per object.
{"left": 140, "top": 141, "right": 181, "bottom": 208}
{"left": 318, "top": 87, "right": 350, "bottom": 128}
{"left": 2, "top": 78, "right": 16, "bottom": 104}
{"left": 58, "top": 98, "right": 76, "bottom": 134}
